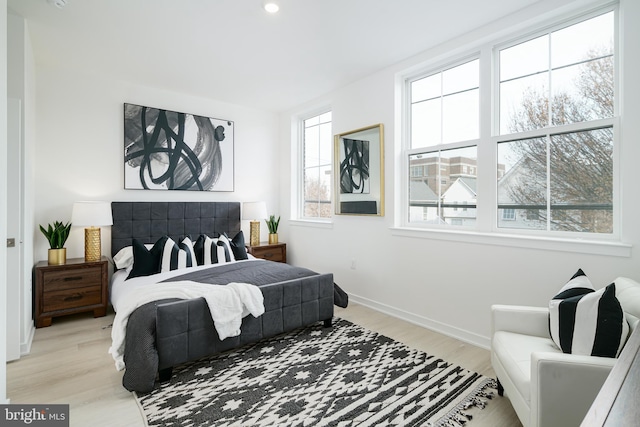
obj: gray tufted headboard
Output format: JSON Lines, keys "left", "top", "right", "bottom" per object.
{"left": 111, "top": 201, "right": 241, "bottom": 257}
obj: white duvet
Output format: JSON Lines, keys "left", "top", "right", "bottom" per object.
{"left": 108, "top": 268, "right": 265, "bottom": 370}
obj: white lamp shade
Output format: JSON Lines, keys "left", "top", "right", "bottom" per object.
{"left": 242, "top": 201, "right": 268, "bottom": 220}
{"left": 71, "top": 201, "right": 113, "bottom": 227}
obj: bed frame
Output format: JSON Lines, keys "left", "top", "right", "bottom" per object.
{"left": 111, "top": 201, "right": 334, "bottom": 391}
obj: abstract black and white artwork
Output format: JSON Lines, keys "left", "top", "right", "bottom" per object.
{"left": 339, "top": 138, "right": 370, "bottom": 194}
{"left": 124, "top": 103, "right": 234, "bottom": 191}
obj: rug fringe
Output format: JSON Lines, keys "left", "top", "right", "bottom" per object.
{"left": 429, "top": 378, "right": 498, "bottom": 427}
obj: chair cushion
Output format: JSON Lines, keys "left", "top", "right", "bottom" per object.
{"left": 615, "top": 277, "right": 640, "bottom": 330}
{"left": 492, "top": 331, "right": 560, "bottom": 404}
{"left": 549, "top": 269, "right": 628, "bottom": 358}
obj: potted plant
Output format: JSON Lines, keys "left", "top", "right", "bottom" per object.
{"left": 39, "top": 221, "right": 72, "bottom": 265}
{"left": 265, "top": 215, "right": 280, "bottom": 244}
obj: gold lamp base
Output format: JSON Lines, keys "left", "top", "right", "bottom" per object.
{"left": 84, "top": 227, "right": 102, "bottom": 262}
{"left": 249, "top": 220, "right": 260, "bottom": 246}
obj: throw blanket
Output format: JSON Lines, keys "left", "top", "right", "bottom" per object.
{"left": 109, "top": 281, "right": 264, "bottom": 370}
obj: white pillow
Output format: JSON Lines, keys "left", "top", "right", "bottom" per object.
{"left": 113, "top": 244, "right": 153, "bottom": 270}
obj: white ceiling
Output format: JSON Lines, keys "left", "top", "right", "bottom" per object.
{"left": 8, "top": 0, "right": 540, "bottom": 112}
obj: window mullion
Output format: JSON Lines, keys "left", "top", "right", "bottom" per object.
{"left": 546, "top": 134, "right": 552, "bottom": 231}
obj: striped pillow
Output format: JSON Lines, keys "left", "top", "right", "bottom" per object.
{"left": 194, "top": 234, "right": 235, "bottom": 266}
{"left": 181, "top": 236, "right": 197, "bottom": 265}
{"left": 549, "top": 269, "right": 629, "bottom": 358}
{"left": 158, "top": 236, "right": 195, "bottom": 272}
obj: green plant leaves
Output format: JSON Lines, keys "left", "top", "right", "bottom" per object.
{"left": 39, "top": 221, "right": 72, "bottom": 249}
{"left": 265, "top": 215, "right": 280, "bottom": 234}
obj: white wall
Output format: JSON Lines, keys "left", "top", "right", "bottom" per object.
{"left": 281, "top": 0, "right": 640, "bottom": 347}
{"left": 33, "top": 64, "right": 281, "bottom": 262}
{"left": 1, "top": 0, "right": 9, "bottom": 404}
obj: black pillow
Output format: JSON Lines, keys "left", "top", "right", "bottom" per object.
{"left": 227, "top": 230, "right": 248, "bottom": 260}
{"left": 127, "top": 238, "right": 162, "bottom": 279}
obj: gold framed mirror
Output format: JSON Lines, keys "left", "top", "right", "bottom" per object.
{"left": 334, "top": 123, "right": 384, "bottom": 216}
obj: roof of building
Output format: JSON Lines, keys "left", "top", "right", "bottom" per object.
{"left": 409, "top": 180, "right": 438, "bottom": 201}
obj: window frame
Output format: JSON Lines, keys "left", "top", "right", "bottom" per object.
{"left": 405, "top": 55, "right": 481, "bottom": 229}
{"left": 296, "top": 109, "right": 333, "bottom": 222}
{"left": 492, "top": 6, "right": 618, "bottom": 237}
{"left": 396, "top": 3, "right": 626, "bottom": 255}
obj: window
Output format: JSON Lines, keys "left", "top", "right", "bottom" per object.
{"left": 502, "top": 209, "right": 516, "bottom": 221}
{"left": 408, "top": 59, "right": 479, "bottom": 226}
{"left": 497, "top": 12, "right": 614, "bottom": 233}
{"left": 410, "top": 166, "right": 424, "bottom": 178}
{"left": 409, "top": 146, "right": 478, "bottom": 226}
{"left": 301, "top": 112, "right": 332, "bottom": 219}
{"left": 403, "top": 7, "right": 617, "bottom": 238}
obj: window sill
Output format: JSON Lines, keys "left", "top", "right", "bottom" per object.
{"left": 390, "top": 227, "right": 631, "bottom": 258}
{"left": 289, "top": 219, "right": 334, "bottom": 229}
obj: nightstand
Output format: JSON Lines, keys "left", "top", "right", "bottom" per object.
{"left": 247, "top": 242, "right": 287, "bottom": 263}
{"left": 33, "top": 257, "right": 108, "bottom": 328}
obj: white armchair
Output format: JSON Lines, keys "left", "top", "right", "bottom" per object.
{"left": 491, "top": 277, "right": 640, "bottom": 427}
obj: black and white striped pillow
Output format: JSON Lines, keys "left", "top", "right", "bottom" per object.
{"left": 181, "top": 236, "right": 197, "bottom": 265}
{"left": 158, "top": 236, "right": 195, "bottom": 272}
{"left": 194, "top": 234, "right": 235, "bottom": 266}
{"left": 549, "top": 269, "right": 629, "bottom": 358}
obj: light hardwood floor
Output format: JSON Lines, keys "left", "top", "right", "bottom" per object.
{"left": 7, "top": 303, "right": 521, "bottom": 427}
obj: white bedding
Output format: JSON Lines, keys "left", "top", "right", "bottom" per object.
{"left": 109, "top": 256, "right": 259, "bottom": 312}
{"left": 108, "top": 257, "right": 263, "bottom": 371}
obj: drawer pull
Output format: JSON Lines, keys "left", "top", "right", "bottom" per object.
{"left": 64, "top": 293, "right": 83, "bottom": 302}
{"left": 63, "top": 276, "right": 83, "bottom": 282}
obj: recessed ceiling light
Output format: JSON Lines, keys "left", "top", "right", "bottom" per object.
{"left": 263, "top": 2, "right": 280, "bottom": 13}
{"left": 47, "top": 0, "right": 68, "bottom": 9}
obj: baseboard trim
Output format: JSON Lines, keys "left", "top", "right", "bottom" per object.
{"left": 20, "top": 324, "right": 35, "bottom": 356}
{"left": 348, "top": 293, "right": 491, "bottom": 350}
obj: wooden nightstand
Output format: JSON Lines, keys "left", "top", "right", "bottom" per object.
{"left": 247, "top": 242, "right": 287, "bottom": 263}
{"left": 33, "top": 257, "right": 108, "bottom": 328}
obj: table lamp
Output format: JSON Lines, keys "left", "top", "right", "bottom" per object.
{"left": 71, "top": 201, "right": 113, "bottom": 262}
{"left": 242, "top": 201, "right": 268, "bottom": 247}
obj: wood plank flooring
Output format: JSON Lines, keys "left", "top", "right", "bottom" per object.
{"left": 7, "top": 303, "right": 521, "bottom": 427}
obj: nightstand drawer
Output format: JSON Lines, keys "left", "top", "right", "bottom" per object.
{"left": 247, "top": 243, "right": 286, "bottom": 263}
{"left": 43, "top": 285, "right": 103, "bottom": 312}
{"left": 42, "top": 269, "right": 102, "bottom": 292}
{"left": 252, "top": 248, "right": 284, "bottom": 262}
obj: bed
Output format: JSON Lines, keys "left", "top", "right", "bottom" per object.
{"left": 109, "top": 201, "right": 345, "bottom": 393}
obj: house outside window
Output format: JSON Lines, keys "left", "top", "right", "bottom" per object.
{"left": 404, "top": 7, "right": 617, "bottom": 238}
{"left": 301, "top": 111, "right": 332, "bottom": 219}
{"left": 408, "top": 58, "right": 479, "bottom": 226}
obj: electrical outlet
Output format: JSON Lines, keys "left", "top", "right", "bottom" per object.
{"left": 350, "top": 258, "right": 356, "bottom": 270}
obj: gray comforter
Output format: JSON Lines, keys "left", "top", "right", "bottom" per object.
{"left": 122, "top": 261, "right": 346, "bottom": 392}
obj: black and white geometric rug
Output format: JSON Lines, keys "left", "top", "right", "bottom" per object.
{"left": 135, "top": 318, "right": 496, "bottom": 427}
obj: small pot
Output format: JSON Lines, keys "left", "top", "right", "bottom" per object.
{"left": 48, "top": 248, "right": 67, "bottom": 265}
{"left": 268, "top": 233, "right": 278, "bottom": 244}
